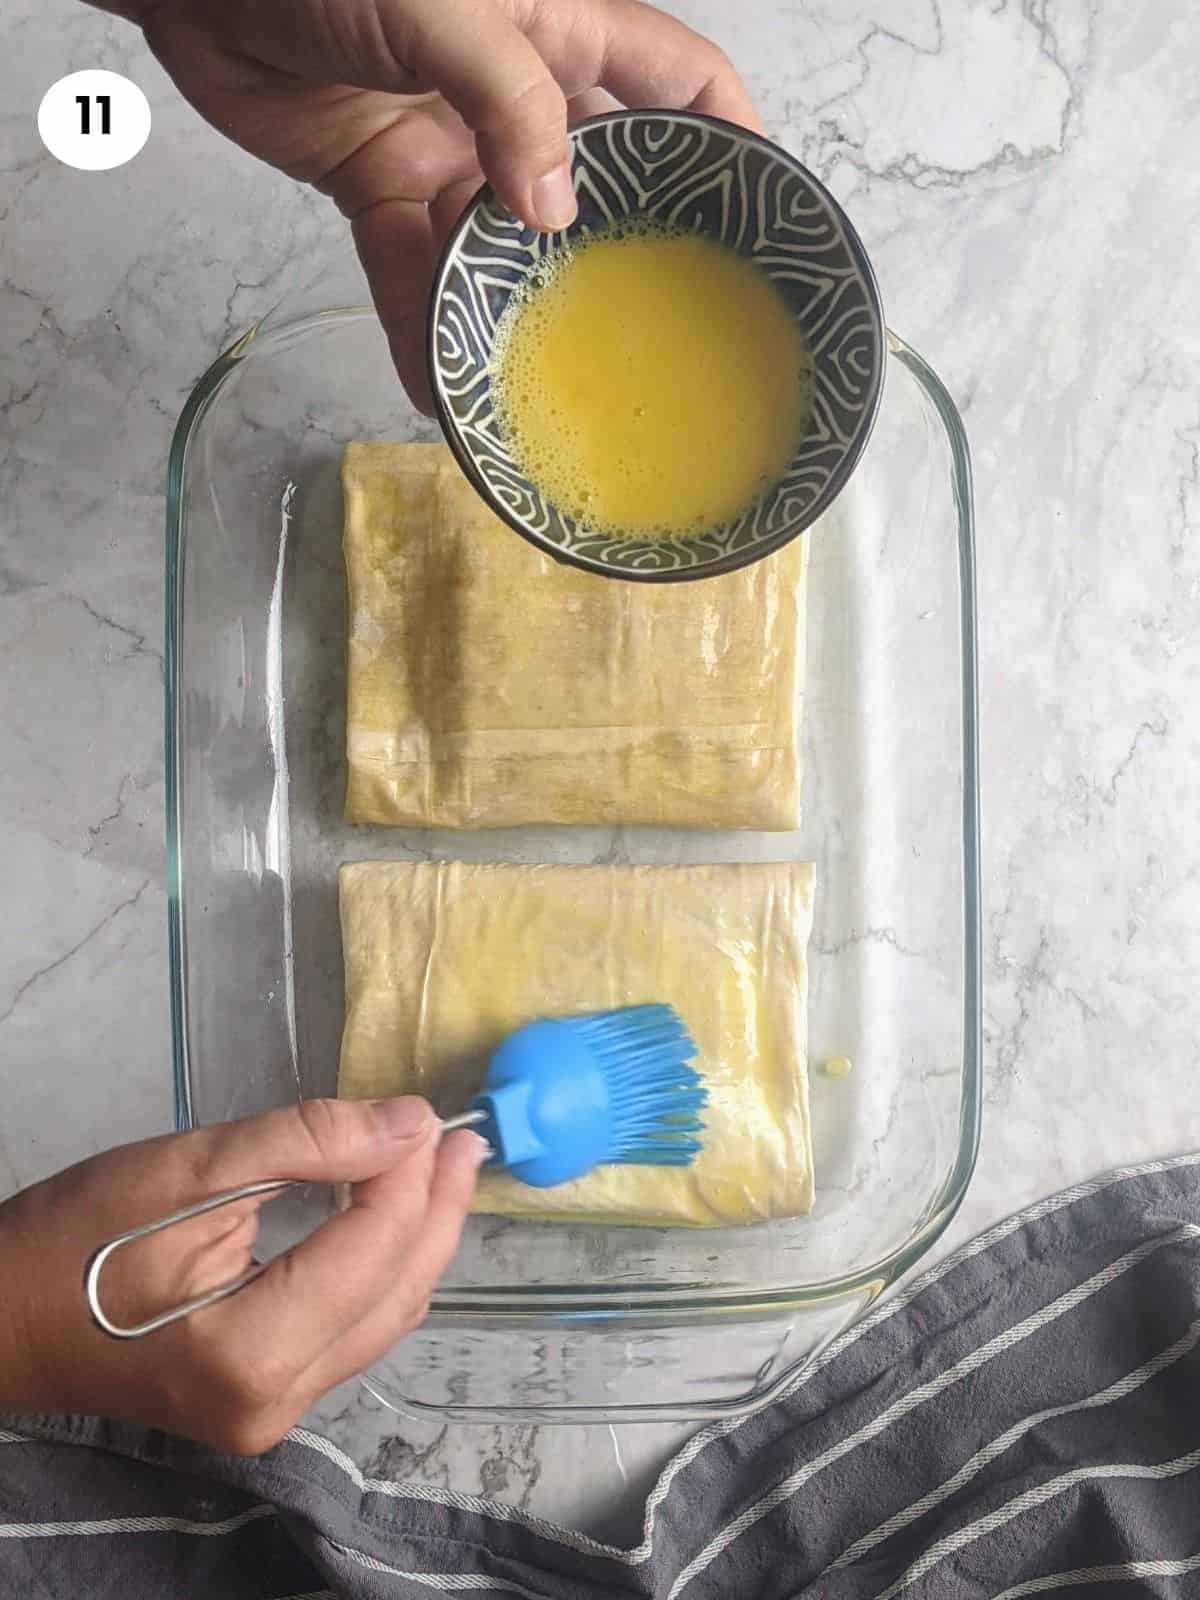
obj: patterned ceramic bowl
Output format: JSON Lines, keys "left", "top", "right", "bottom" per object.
{"left": 428, "top": 110, "right": 884, "bottom": 581}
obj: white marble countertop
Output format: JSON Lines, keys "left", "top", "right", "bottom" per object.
{"left": 4, "top": 0, "right": 1198, "bottom": 1537}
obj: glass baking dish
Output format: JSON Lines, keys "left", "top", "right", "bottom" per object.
{"left": 165, "top": 259, "right": 980, "bottom": 1423}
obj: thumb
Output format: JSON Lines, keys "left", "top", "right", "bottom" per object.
{"left": 180, "top": 1096, "right": 439, "bottom": 1193}
{"left": 395, "top": 0, "right": 576, "bottom": 230}
{"left": 217, "top": 0, "right": 576, "bottom": 231}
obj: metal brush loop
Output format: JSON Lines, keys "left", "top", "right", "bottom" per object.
{"left": 84, "top": 1112, "right": 491, "bottom": 1340}
{"left": 84, "top": 1179, "right": 295, "bottom": 1340}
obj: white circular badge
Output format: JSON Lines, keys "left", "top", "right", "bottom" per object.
{"left": 38, "top": 70, "right": 151, "bottom": 171}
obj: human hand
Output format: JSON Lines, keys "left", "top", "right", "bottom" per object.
{"left": 92, "top": 0, "right": 760, "bottom": 409}
{"left": 0, "top": 1097, "right": 484, "bottom": 1454}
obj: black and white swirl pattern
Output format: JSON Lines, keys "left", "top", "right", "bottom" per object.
{"left": 429, "top": 111, "right": 884, "bottom": 580}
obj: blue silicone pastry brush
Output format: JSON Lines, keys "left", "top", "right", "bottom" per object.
{"left": 442, "top": 1003, "right": 706, "bottom": 1187}
{"left": 84, "top": 1004, "right": 705, "bottom": 1341}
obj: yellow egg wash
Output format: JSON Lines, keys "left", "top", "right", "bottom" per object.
{"left": 490, "top": 226, "right": 813, "bottom": 538}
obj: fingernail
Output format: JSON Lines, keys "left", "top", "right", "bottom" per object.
{"left": 365, "top": 1097, "right": 433, "bottom": 1140}
{"left": 467, "top": 1132, "right": 492, "bottom": 1167}
{"left": 532, "top": 163, "right": 576, "bottom": 231}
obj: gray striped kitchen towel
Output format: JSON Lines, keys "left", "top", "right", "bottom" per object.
{"left": 3, "top": 1151, "right": 1200, "bottom": 1597}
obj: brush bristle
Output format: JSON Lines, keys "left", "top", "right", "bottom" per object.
{"left": 566, "top": 1004, "right": 707, "bottom": 1166}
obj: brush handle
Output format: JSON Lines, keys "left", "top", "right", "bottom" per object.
{"left": 439, "top": 1109, "right": 489, "bottom": 1134}
{"left": 440, "top": 1108, "right": 497, "bottom": 1164}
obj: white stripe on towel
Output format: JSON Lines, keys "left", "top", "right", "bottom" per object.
{"left": 879, "top": 1448, "right": 1200, "bottom": 1600}
{"left": 0, "top": 1503, "right": 275, "bottom": 1540}
{"left": 828, "top": 1314, "right": 1200, "bottom": 1572}
{"left": 330, "top": 1539, "right": 548, "bottom": 1598}
{"left": 990, "top": 1551, "right": 1200, "bottom": 1598}
{"left": 667, "top": 1225, "right": 1200, "bottom": 1598}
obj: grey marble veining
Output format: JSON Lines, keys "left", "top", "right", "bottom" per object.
{"left": 4, "top": 0, "right": 1200, "bottom": 1537}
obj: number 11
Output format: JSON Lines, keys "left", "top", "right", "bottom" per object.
{"left": 76, "top": 94, "right": 112, "bottom": 135}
